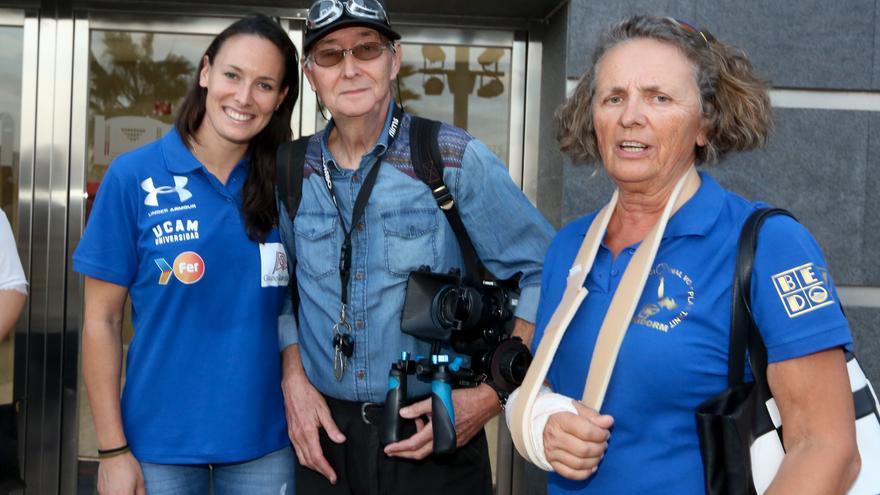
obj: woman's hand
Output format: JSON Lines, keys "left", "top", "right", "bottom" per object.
{"left": 96, "top": 452, "right": 145, "bottom": 495}
{"left": 543, "top": 401, "right": 613, "bottom": 480}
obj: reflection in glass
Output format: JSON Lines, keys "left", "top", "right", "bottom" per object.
{"left": 0, "top": 25, "right": 23, "bottom": 406}
{"left": 397, "top": 43, "right": 512, "bottom": 164}
{"left": 79, "top": 30, "right": 212, "bottom": 460}
{"left": 87, "top": 31, "right": 209, "bottom": 217}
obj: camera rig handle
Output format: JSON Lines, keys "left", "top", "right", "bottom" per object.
{"left": 431, "top": 355, "right": 460, "bottom": 455}
{"left": 379, "top": 351, "right": 475, "bottom": 454}
{"left": 380, "top": 352, "right": 416, "bottom": 446}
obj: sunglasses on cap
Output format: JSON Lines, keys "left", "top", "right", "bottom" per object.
{"left": 308, "top": 41, "right": 393, "bottom": 67}
{"left": 672, "top": 18, "right": 716, "bottom": 46}
{"left": 307, "top": 0, "right": 389, "bottom": 30}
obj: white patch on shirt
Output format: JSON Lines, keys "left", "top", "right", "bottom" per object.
{"left": 771, "top": 262, "right": 834, "bottom": 318}
{"left": 259, "top": 242, "right": 290, "bottom": 288}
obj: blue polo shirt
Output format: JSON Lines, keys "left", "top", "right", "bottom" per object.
{"left": 533, "top": 172, "right": 852, "bottom": 494}
{"left": 74, "top": 129, "right": 289, "bottom": 464}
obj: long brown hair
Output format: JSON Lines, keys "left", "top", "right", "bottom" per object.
{"left": 175, "top": 14, "right": 299, "bottom": 241}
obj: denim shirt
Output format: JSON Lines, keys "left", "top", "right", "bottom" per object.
{"left": 278, "top": 102, "right": 555, "bottom": 402}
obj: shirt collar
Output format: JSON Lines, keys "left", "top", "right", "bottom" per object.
{"left": 320, "top": 99, "right": 395, "bottom": 171}
{"left": 161, "top": 127, "right": 203, "bottom": 174}
{"left": 160, "top": 127, "right": 250, "bottom": 175}
{"left": 662, "top": 170, "right": 725, "bottom": 239}
{"left": 577, "top": 170, "right": 725, "bottom": 240}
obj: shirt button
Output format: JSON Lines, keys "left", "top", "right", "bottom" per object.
{"left": 356, "top": 370, "right": 365, "bottom": 380}
{"left": 355, "top": 222, "right": 364, "bottom": 231}
{"left": 355, "top": 319, "right": 365, "bottom": 329}
{"left": 226, "top": 197, "right": 232, "bottom": 202}
{"left": 352, "top": 175, "right": 361, "bottom": 183}
{"left": 627, "top": 248, "right": 636, "bottom": 255}
{"left": 611, "top": 269, "right": 619, "bottom": 277}
{"left": 355, "top": 271, "right": 365, "bottom": 280}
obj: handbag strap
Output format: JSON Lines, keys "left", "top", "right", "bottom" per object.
{"left": 509, "top": 166, "right": 701, "bottom": 463}
{"left": 728, "top": 207, "right": 796, "bottom": 387}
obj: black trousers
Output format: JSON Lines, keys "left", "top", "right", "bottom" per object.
{"left": 295, "top": 395, "right": 493, "bottom": 495}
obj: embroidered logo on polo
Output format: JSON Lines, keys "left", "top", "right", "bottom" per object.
{"left": 772, "top": 262, "right": 833, "bottom": 317}
{"left": 632, "top": 262, "right": 696, "bottom": 333}
{"left": 152, "top": 218, "right": 199, "bottom": 246}
{"left": 154, "top": 251, "right": 205, "bottom": 285}
{"left": 259, "top": 242, "right": 289, "bottom": 287}
{"left": 141, "top": 176, "right": 192, "bottom": 207}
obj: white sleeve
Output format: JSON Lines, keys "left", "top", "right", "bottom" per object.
{"left": 0, "top": 211, "right": 27, "bottom": 294}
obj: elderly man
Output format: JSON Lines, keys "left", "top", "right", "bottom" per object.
{"left": 276, "top": 1, "right": 554, "bottom": 493}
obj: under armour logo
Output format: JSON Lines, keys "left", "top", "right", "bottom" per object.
{"left": 141, "top": 176, "right": 192, "bottom": 207}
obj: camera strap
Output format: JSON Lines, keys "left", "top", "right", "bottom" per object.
{"left": 320, "top": 104, "right": 404, "bottom": 380}
{"left": 408, "top": 116, "right": 486, "bottom": 282}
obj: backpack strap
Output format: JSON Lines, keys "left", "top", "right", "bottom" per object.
{"left": 277, "top": 136, "right": 311, "bottom": 219}
{"left": 276, "top": 135, "right": 312, "bottom": 320}
{"left": 408, "top": 116, "right": 487, "bottom": 281}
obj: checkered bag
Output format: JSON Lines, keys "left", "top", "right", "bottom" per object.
{"left": 695, "top": 207, "right": 880, "bottom": 495}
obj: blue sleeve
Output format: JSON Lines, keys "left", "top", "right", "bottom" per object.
{"left": 750, "top": 214, "right": 852, "bottom": 363}
{"left": 451, "top": 138, "right": 555, "bottom": 323}
{"left": 73, "top": 162, "right": 139, "bottom": 287}
{"left": 276, "top": 193, "right": 299, "bottom": 349}
{"left": 531, "top": 218, "right": 589, "bottom": 391}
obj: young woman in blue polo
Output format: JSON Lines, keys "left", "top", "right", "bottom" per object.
{"left": 74, "top": 16, "right": 299, "bottom": 494}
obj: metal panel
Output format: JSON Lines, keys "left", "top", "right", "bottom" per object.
{"left": 25, "top": 12, "right": 75, "bottom": 493}
{"left": 506, "top": 32, "right": 527, "bottom": 188}
{"left": 89, "top": 14, "right": 239, "bottom": 33}
{"left": 12, "top": 11, "right": 38, "bottom": 494}
{"left": 521, "top": 32, "right": 543, "bottom": 203}
{"left": 60, "top": 15, "right": 90, "bottom": 495}
{"left": 0, "top": 9, "right": 25, "bottom": 25}
{"left": 285, "top": 19, "right": 311, "bottom": 138}
{"left": 396, "top": 26, "right": 514, "bottom": 47}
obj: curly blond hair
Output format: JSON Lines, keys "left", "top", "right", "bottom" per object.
{"left": 557, "top": 15, "right": 774, "bottom": 165}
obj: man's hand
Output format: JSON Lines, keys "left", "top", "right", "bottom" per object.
{"left": 96, "top": 452, "right": 145, "bottom": 495}
{"left": 281, "top": 346, "right": 346, "bottom": 484}
{"left": 543, "top": 401, "right": 613, "bottom": 480}
{"left": 383, "top": 383, "right": 500, "bottom": 460}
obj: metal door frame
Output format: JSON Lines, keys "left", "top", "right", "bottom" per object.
{"left": 13, "top": 5, "right": 542, "bottom": 492}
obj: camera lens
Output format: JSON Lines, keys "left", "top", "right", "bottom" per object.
{"left": 489, "top": 338, "right": 532, "bottom": 392}
{"left": 434, "top": 287, "right": 459, "bottom": 328}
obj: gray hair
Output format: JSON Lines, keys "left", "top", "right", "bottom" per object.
{"left": 557, "top": 15, "right": 774, "bottom": 165}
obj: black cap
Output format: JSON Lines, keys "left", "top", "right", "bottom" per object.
{"left": 304, "top": 3, "right": 401, "bottom": 53}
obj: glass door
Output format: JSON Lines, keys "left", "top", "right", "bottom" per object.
{"left": 0, "top": 9, "right": 25, "bottom": 411}
{"left": 303, "top": 26, "right": 529, "bottom": 187}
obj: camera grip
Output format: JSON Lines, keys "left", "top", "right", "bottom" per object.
{"left": 431, "top": 366, "right": 457, "bottom": 455}
{"left": 380, "top": 364, "right": 407, "bottom": 446}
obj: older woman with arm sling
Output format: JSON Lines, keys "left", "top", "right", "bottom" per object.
{"left": 508, "top": 15, "right": 859, "bottom": 495}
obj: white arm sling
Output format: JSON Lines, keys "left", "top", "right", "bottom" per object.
{"left": 507, "top": 166, "right": 701, "bottom": 468}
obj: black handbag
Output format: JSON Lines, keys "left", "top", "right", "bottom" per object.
{"left": 695, "top": 207, "right": 880, "bottom": 495}
{"left": 0, "top": 400, "right": 25, "bottom": 493}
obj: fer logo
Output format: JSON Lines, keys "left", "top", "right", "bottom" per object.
{"left": 154, "top": 251, "right": 205, "bottom": 285}
{"left": 772, "top": 262, "right": 833, "bottom": 318}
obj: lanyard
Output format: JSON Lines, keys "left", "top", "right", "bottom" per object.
{"left": 320, "top": 105, "right": 404, "bottom": 316}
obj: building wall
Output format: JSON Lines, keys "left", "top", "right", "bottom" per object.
{"left": 543, "top": 0, "right": 880, "bottom": 384}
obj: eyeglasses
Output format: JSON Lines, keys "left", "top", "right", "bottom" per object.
{"left": 309, "top": 41, "right": 391, "bottom": 67}
{"left": 307, "top": 0, "right": 389, "bottom": 30}
{"left": 672, "top": 18, "right": 715, "bottom": 46}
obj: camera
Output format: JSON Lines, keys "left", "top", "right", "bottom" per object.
{"left": 400, "top": 266, "right": 530, "bottom": 392}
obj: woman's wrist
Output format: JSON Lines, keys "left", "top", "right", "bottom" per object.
{"left": 97, "top": 443, "right": 131, "bottom": 459}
